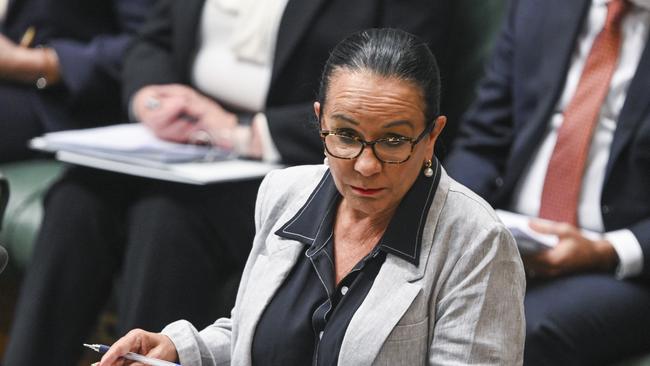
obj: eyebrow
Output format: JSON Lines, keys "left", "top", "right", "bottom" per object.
{"left": 330, "top": 114, "right": 415, "bottom": 129}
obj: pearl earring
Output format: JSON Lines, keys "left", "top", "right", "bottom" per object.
{"left": 324, "top": 156, "right": 329, "bottom": 166}
{"left": 423, "top": 160, "right": 434, "bottom": 177}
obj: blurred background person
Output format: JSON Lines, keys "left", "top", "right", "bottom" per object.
{"left": 0, "top": 0, "right": 152, "bottom": 162}
{"left": 3, "top": 1, "right": 452, "bottom": 365}
{"left": 446, "top": 0, "right": 650, "bottom": 364}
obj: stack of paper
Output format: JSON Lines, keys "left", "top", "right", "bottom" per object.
{"left": 30, "top": 124, "right": 283, "bottom": 185}
{"left": 30, "top": 124, "right": 221, "bottom": 163}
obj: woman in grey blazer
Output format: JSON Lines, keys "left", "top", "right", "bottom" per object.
{"left": 100, "top": 29, "right": 525, "bottom": 366}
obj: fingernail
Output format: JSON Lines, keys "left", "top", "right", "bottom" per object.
{"left": 91, "top": 362, "right": 99, "bottom": 366}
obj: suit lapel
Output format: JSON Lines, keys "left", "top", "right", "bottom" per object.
{"left": 507, "top": 0, "right": 591, "bottom": 186}
{"left": 605, "top": 38, "right": 650, "bottom": 179}
{"left": 337, "top": 255, "right": 424, "bottom": 366}
{"left": 270, "top": 0, "right": 327, "bottom": 84}
{"left": 232, "top": 236, "right": 304, "bottom": 365}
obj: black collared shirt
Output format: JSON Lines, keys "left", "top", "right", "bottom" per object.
{"left": 251, "top": 160, "right": 441, "bottom": 366}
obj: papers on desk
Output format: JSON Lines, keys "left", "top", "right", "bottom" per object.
{"left": 30, "top": 124, "right": 283, "bottom": 185}
{"left": 496, "top": 210, "right": 601, "bottom": 255}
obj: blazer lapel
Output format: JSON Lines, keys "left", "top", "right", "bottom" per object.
{"left": 232, "top": 236, "right": 304, "bottom": 365}
{"left": 337, "top": 256, "right": 424, "bottom": 366}
{"left": 270, "top": 0, "right": 327, "bottom": 85}
{"left": 605, "top": 38, "right": 650, "bottom": 179}
{"left": 507, "top": 0, "right": 591, "bottom": 186}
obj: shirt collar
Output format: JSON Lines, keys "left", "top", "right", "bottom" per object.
{"left": 275, "top": 159, "right": 441, "bottom": 266}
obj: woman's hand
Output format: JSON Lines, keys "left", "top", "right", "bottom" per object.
{"left": 98, "top": 329, "right": 178, "bottom": 366}
{"left": 132, "top": 84, "right": 201, "bottom": 142}
{"left": 132, "top": 84, "right": 238, "bottom": 144}
{"left": 523, "top": 220, "right": 618, "bottom": 278}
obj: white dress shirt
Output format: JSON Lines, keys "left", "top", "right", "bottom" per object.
{"left": 0, "top": 0, "right": 8, "bottom": 24}
{"left": 191, "top": 0, "right": 286, "bottom": 162}
{"left": 511, "top": 0, "right": 650, "bottom": 278}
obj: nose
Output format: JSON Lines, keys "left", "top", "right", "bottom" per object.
{"left": 354, "top": 146, "right": 382, "bottom": 177}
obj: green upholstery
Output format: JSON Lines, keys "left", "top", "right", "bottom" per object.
{"left": 617, "top": 355, "right": 650, "bottom": 366}
{"left": 0, "top": 160, "right": 65, "bottom": 270}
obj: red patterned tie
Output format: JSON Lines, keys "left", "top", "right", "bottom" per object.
{"left": 539, "top": 0, "right": 629, "bottom": 225}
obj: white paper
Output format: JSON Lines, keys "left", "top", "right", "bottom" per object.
{"left": 31, "top": 124, "right": 224, "bottom": 163}
{"left": 30, "top": 124, "right": 283, "bottom": 185}
{"left": 496, "top": 210, "right": 601, "bottom": 255}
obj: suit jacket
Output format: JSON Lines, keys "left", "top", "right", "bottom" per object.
{"left": 445, "top": 0, "right": 650, "bottom": 280}
{"left": 161, "top": 165, "right": 525, "bottom": 366}
{"left": 122, "top": 0, "right": 451, "bottom": 166}
{"left": 1, "top": 0, "right": 152, "bottom": 130}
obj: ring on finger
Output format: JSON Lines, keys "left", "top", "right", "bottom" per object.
{"left": 145, "top": 97, "right": 161, "bottom": 110}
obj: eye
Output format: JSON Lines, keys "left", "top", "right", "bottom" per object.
{"left": 334, "top": 128, "right": 359, "bottom": 138}
{"left": 381, "top": 137, "right": 409, "bottom": 148}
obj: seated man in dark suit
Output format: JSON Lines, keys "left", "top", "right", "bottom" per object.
{"left": 0, "top": 0, "right": 152, "bottom": 162}
{"left": 445, "top": 0, "right": 650, "bottom": 364}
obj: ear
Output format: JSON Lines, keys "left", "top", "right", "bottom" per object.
{"left": 430, "top": 116, "right": 446, "bottom": 141}
{"left": 424, "top": 115, "right": 447, "bottom": 156}
{"left": 314, "top": 101, "right": 321, "bottom": 126}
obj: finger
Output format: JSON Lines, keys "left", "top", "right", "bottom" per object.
{"left": 145, "top": 98, "right": 191, "bottom": 131}
{"left": 158, "top": 120, "right": 200, "bottom": 143}
{"left": 529, "top": 219, "right": 577, "bottom": 238}
{"left": 156, "top": 84, "right": 197, "bottom": 99}
{"left": 528, "top": 219, "right": 560, "bottom": 234}
{"left": 99, "top": 329, "right": 145, "bottom": 366}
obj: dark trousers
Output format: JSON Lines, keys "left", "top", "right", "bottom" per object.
{"left": 524, "top": 273, "right": 650, "bottom": 366}
{"left": 2, "top": 167, "right": 259, "bottom": 365}
{"left": 0, "top": 83, "right": 44, "bottom": 162}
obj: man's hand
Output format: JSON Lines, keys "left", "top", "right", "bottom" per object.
{"left": 523, "top": 219, "right": 618, "bottom": 278}
{"left": 98, "top": 328, "right": 178, "bottom": 366}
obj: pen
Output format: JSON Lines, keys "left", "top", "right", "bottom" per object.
{"left": 19, "top": 26, "right": 36, "bottom": 48}
{"left": 83, "top": 343, "right": 181, "bottom": 366}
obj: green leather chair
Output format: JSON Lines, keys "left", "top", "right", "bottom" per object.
{"left": 0, "top": 160, "right": 65, "bottom": 271}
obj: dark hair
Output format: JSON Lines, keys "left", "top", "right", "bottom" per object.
{"left": 318, "top": 28, "right": 440, "bottom": 123}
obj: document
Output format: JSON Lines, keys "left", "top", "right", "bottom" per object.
{"left": 30, "top": 124, "right": 283, "bottom": 185}
{"left": 496, "top": 210, "right": 601, "bottom": 255}
{"left": 30, "top": 123, "right": 220, "bottom": 163}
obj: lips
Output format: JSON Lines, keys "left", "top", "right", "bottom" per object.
{"left": 351, "top": 185, "right": 384, "bottom": 196}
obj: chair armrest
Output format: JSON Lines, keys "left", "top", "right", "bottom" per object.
{"left": 0, "top": 172, "right": 8, "bottom": 231}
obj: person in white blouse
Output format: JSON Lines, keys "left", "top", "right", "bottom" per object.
{"left": 446, "top": 0, "right": 650, "bottom": 364}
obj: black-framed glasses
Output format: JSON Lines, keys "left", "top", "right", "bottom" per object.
{"left": 319, "top": 121, "right": 435, "bottom": 164}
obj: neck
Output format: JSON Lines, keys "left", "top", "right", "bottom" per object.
{"left": 335, "top": 200, "right": 396, "bottom": 240}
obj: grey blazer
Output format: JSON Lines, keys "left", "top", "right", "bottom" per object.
{"left": 163, "top": 165, "right": 525, "bottom": 365}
